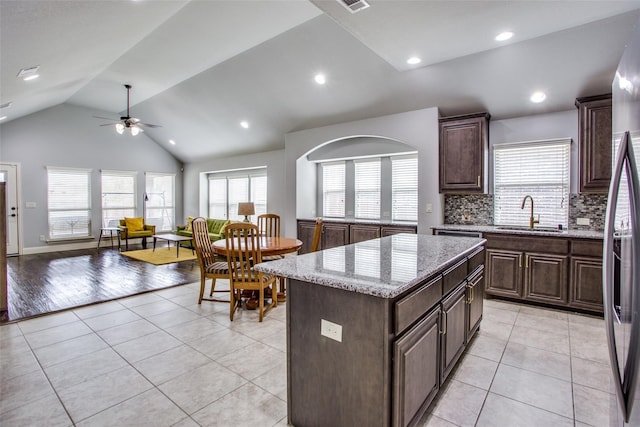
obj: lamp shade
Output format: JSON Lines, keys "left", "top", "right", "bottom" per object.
{"left": 237, "top": 202, "right": 255, "bottom": 216}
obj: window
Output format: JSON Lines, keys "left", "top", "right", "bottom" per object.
{"left": 145, "top": 172, "right": 175, "bottom": 232}
{"left": 322, "top": 162, "right": 345, "bottom": 218}
{"left": 355, "top": 159, "right": 380, "bottom": 219}
{"left": 493, "top": 139, "right": 570, "bottom": 228}
{"left": 101, "top": 170, "right": 136, "bottom": 227}
{"left": 319, "top": 154, "right": 418, "bottom": 221}
{"left": 47, "top": 167, "right": 92, "bottom": 239}
{"left": 392, "top": 156, "right": 418, "bottom": 221}
{"left": 207, "top": 168, "right": 267, "bottom": 222}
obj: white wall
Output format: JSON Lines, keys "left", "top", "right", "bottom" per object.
{"left": 183, "top": 149, "right": 286, "bottom": 223}
{"left": 284, "top": 107, "right": 442, "bottom": 236}
{"left": 0, "top": 104, "right": 183, "bottom": 253}
{"left": 490, "top": 109, "right": 579, "bottom": 192}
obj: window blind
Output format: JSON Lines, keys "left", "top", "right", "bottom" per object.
{"left": 323, "top": 162, "right": 345, "bottom": 218}
{"left": 355, "top": 159, "right": 380, "bottom": 219}
{"left": 392, "top": 156, "right": 418, "bottom": 221}
{"left": 208, "top": 178, "right": 227, "bottom": 219}
{"left": 47, "top": 167, "right": 92, "bottom": 239}
{"left": 145, "top": 172, "right": 175, "bottom": 231}
{"left": 206, "top": 168, "right": 267, "bottom": 223}
{"left": 101, "top": 170, "right": 136, "bottom": 227}
{"left": 493, "top": 139, "right": 570, "bottom": 228}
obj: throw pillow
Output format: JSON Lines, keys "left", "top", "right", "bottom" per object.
{"left": 125, "top": 217, "right": 144, "bottom": 232}
{"left": 185, "top": 216, "right": 194, "bottom": 232}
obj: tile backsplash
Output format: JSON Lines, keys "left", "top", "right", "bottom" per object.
{"left": 444, "top": 193, "right": 606, "bottom": 230}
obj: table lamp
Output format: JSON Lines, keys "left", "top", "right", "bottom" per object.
{"left": 238, "top": 202, "right": 255, "bottom": 222}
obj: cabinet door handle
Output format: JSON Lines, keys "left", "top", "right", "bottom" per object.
{"left": 471, "top": 286, "right": 474, "bottom": 302}
{"left": 477, "top": 176, "right": 481, "bottom": 187}
{"left": 519, "top": 254, "right": 523, "bottom": 268}
{"left": 525, "top": 255, "right": 529, "bottom": 269}
{"left": 440, "top": 311, "right": 447, "bottom": 335}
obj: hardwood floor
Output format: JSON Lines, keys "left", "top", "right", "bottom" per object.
{"left": 2, "top": 245, "right": 200, "bottom": 323}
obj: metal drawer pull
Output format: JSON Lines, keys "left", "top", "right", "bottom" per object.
{"left": 519, "top": 254, "right": 522, "bottom": 268}
{"left": 440, "top": 311, "right": 447, "bottom": 335}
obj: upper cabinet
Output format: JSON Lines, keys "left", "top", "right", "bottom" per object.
{"left": 439, "top": 112, "right": 490, "bottom": 194}
{"left": 575, "top": 94, "right": 612, "bottom": 193}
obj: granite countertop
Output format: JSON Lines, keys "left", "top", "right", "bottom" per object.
{"left": 253, "top": 233, "right": 484, "bottom": 299}
{"left": 431, "top": 224, "right": 604, "bottom": 240}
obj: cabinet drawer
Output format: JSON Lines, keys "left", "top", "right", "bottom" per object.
{"left": 486, "top": 234, "right": 569, "bottom": 254}
{"left": 443, "top": 258, "right": 468, "bottom": 295}
{"left": 395, "top": 276, "right": 442, "bottom": 334}
{"left": 571, "top": 239, "right": 603, "bottom": 257}
{"left": 468, "top": 247, "right": 485, "bottom": 273}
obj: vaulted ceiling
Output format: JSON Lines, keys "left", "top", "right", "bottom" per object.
{"left": 2, "top": 1, "right": 639, "bottom": 163}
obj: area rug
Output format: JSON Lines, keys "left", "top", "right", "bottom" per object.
{"left": 121, "top": 248, "right": 197, "bottom": 265}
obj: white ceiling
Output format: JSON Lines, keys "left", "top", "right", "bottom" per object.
{"left": 1, "top": 0, "right": 640, "bottom": 163}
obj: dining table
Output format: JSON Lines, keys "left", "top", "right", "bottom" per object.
{"left": 212, "top": 236, "right": 303, "bottom": 301}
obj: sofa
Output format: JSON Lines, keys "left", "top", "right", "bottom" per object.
{"left": 176, "top": 217, "right": 231, "bottom": 243}
{"left": 118, "top": 218, "right": 156, "bottom": 250}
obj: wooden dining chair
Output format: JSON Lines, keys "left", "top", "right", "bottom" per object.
{"left": 310, "top": 217, "right": 323, "bottom": 252}
{"left": 192, "top": 217, "right": 230, "bottom": 304}
{"left": 225, "top": 222, "right": 277, "bottom": 322}
{"left": 257, "top": 213, "right": 280, "bottom": 238}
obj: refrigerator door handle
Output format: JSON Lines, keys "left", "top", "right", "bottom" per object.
{"left": 604, "top": 131, "right": 640, "bottom": 422}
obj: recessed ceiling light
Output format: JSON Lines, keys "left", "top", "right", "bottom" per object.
{"left": 17, "top": 65, "right": 40, "bottom": 81}
{"left": 495, "top": 31, "right": 514, "bottom": 42}
{"left": 314, "top": 73, "right": 326, "bottom": 85}
{"left": 169, "top": 139, "right": 176, "bottom": 145}
{"left": 0, "top": 116, "right": 7, "bottom": 121}
{"left": 407, "top": 56, "right": 421, "bottom": 65}
{"left": 240, "top": 121, "right": 249, "bottom": 129}
{"left": 530, "top": 91, "right": 546, "bottom": 103}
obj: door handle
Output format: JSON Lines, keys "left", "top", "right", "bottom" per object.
{"left": 603, "top": 130, "right": 640, "bottom": 422}
{"left": 440, "top": 310, "right": 447, "bottom": 335}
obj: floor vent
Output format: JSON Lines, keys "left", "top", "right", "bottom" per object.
{"left": 337, "top": 0, "right": 370, "bottom": 13}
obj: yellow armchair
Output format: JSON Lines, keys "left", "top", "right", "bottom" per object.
{"left": 118, "top": 218, "right": 156, "bottom": 251}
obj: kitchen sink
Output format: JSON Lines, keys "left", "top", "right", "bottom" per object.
{"left": 496, "top": 225, "right": 564, "bottom": 233}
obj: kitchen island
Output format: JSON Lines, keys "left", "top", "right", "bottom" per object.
{"left": 254, "top": 233, "right": 486, "bottom": 427}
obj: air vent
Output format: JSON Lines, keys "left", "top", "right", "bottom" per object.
{"left": 337, "top": 0, "right": 370, "bottom": 13}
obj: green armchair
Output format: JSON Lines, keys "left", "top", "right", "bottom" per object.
{"left": 176, "top": 217, "right": 231, "bottom": 242}
{"left": 118, "top": 218, "right": 156, "bottom": 251}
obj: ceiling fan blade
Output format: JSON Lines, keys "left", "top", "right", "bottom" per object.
{"left": 93, "top": 115, "right": 118, "bottom": 121}
{"left": 138, "top": 122, "right": 162, "bottom": 128}
{"left": 99, "top": 123, "right": 118, "bottom": 126}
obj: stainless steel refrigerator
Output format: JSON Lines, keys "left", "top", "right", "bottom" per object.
{"left": 604, "top": 16, "right": 640, "bottom": 427}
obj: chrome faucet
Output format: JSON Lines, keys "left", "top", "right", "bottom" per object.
{"left": 521, "top": 195, "right": 540, "bottom": 229}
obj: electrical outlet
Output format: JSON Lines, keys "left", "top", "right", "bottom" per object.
{"left": 426, "top": 203, "right": 433, "bottom": 213}
{"left": 25, "top": 201, "right": 36, "bottom": 208}
{"left": 39, "top": 235, "right": 45, "bottom": 241}
{"left": 577, "top": 218, "right": 590, "bottom": 226}
{"left": 321, "top": 319, "right": 342, "bottom": 342}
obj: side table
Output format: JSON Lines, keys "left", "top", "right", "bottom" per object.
{"left": 98, "top": 227, "right": 122, "bottom": 250}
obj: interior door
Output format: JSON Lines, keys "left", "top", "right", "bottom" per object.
{"left": 0, "top": 163, "right": 19, "bottom": 255}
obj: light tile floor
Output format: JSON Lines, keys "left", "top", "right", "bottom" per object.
{"left": 1, "top": 282, "right": 610, "bottom": 427}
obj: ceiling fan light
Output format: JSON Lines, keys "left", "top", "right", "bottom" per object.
{"left": 115, "top": 123, "right": 125, "bottom": 134}
{"left": 130, "top": 126, "right": 140, "bottom": 136}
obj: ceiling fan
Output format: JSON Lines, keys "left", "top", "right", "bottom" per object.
{"left": 94, "top": 84, "right": 161, "bottom": 136}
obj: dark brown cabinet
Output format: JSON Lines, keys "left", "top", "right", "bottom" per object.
{"left": 297, "top": 219, "right": 417, "bottom": 254}
{"left": 569, "top": 239, "right": 604, "bottom": 313}
{"left": 485, "top": 233, "right": 602, "bottom": 314}
{"left": 466, "top": 265, "right": 484, "bottom": 341}
{"left": 524, "top": 253, "right": 568, "bottom": 305}
{"left": 486, "top": 249, "right": 523, "bottom": 298}
{"left": 393, "top": 307, "right": 440, "bottom": 427}
{"left": 439, "top": 112, "right": 490, "bottom": 194}
{"left": 439, "top": 283, "right": 467, "bottom": 383}
{"left": 321, "top": 222, "right": 349, "bottom": 250}
{"left": 576, "top": 94, "right": 612, "bottom": 193}
{"left": 350, "top": 223, "right": 380, "bottom": 244}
